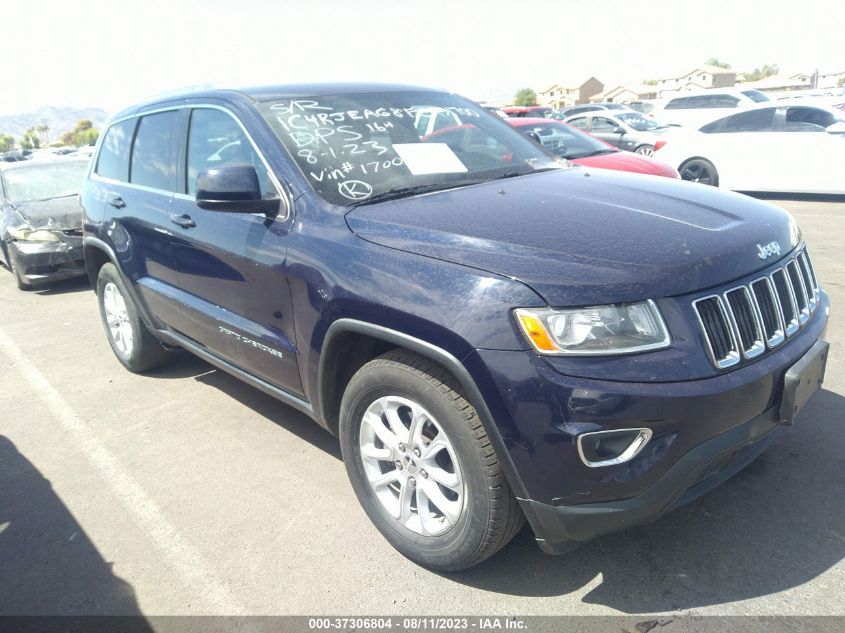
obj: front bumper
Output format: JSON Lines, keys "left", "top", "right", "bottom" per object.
{"left": 8, "top": 237, "right": 85, "bottom": 285}
{"left": 466, "top": 293, "right": 829, "bottom": 553}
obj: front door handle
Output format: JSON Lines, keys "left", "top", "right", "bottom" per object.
{"left": 107, "top": 195, "right": 126, "bottom": 209}
{"left": 170, "top": 213, "right": 196, "bottom": 228}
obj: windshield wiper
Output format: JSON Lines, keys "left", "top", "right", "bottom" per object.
{"left": 346, "top": 183, "right": 470, "bottom": 208}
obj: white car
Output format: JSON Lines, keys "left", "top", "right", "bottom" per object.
{"left": 649, "top": 88, "right": 771, "bottom": 127}
{"left": 653, "top": 103, "right": 845, "bottom": 194}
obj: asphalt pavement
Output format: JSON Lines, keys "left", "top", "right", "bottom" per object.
{"left": 0, "top": 197, "right": 843, "bottom": 618}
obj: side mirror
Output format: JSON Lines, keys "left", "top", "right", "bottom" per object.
{"left": 613, "top": 126, "right": 625, "bottom": 134}
{"left": 526, "top": 131, "right": 543, "bottom": 144}
{"left": 195, "top": 163, "right": 279, "bottom": 215}
{"left": 826, "top": 121, "right": 845, "bottom": 134}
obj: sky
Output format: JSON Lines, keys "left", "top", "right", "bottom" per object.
{"left": 3, "top": 0, "right": 844, "bottom": 116}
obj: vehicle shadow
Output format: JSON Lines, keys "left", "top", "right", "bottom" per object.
{"left": 0, "top": 435, "right": 152, "bottom": 623}
{"left": 32, "top": 276, "right": 91, "bottom": 296}
{"left": 445, "top": 388, "right": 845, "bottom": 612}
{"left": 147, "top": 353, "right": 342, "bottom": 460}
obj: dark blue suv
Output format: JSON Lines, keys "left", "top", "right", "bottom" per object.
{"left": 80, "top": 84, "right": 829, "bottom": 571}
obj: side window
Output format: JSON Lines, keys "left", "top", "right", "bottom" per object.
{"left": 717, "top": 108, "right": 775, "bottom": 133}
{"left": 568, "top": 117, "right": 588, "bottom": 130}
{"left": 591, "top": 117, "right": 616, "bottom": 132}
{"left": 186, "top": 108, "right": 276, "bottom": 198}
{"left": 665, "top": 97, "right": 691, "bottom": 110}
{"left": 701, "top": 94, "right": 740, "bottom": 108}
{"left": 130, "top": 111, "right": 179, "bottom": 191}
{"left": 96, "top": 119, "right": 135, "bottom": 182}
{"left": 785, "top": 107, "right": 837, "bottom": 132}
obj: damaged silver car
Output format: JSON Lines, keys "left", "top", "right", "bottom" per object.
{"left": 0, "top": 158, "right": 88, "bottom": 290}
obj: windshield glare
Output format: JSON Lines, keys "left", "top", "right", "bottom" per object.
{"left": 258, "top": 92, "right": 560, "bottom": 206}
{"left": 616, "top": 112, "right": 664, "bottom": 131}
{"left": 4, "top": 161, "right": 88, "bottom": 204}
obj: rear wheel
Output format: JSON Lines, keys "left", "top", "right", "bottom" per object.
{"left": 96, "top": 263, "right": 170, "bottom": 372}
{"left": 679, "top": 158, "right": 719, "bottom": 186}
{"left": 635, "top": 144, "right": 655, "bottom": 157}
{"left": 339, "top": 350, "right": 524, "bottom": 571}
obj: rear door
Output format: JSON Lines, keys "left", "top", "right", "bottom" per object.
{"left": 698, "top": 107, "right": 777, "bottom": 190}
{"left": 93, "top": 112, "right": 184, "bottom": 327}
{"left": 167, "top": 105, "right": 303, "bottom": 396}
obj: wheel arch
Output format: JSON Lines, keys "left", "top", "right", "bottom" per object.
{"left": 82, "top": 236, "right": 157, "bottom": 329}
{"left": 317, "top": 319, "right": 530, "bottom": 500}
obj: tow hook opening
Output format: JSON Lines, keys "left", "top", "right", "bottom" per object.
{"left": 577, "top": 428, "right": 653, "bottom": 468}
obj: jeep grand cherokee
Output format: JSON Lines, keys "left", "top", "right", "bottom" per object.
{"left": 80, "top": 84, "right": 829, "bottom": 571}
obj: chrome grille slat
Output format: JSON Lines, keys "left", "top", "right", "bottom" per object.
{"left": 693, "top": 246, "right": 820, "bottom": 370}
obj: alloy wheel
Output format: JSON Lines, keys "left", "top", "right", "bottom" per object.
{"left": 359, "top": 395, "right": 466, "bottom": 536}
{"left": 102, "top": 282, "right": 133, "bottom": 355}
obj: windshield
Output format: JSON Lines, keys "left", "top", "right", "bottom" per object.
{"left": 257, "top": 92, "right": 560, "bottom": 206}
{"left": 519, "top": 122, "right": 613, "bottom": 159}
{"left": 3, "top": 161, "right": 88, "bottom": 204}
{"left": 616, "top": 112, "right": 665, "bottom": 131}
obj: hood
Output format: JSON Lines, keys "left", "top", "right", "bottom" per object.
{"left": 571, "top": 151, "right": 678, "bottom": 178}
{"left": 346, "top": 168, "right": 800, "bottom": 306}
{"left": 10, "top": 196, "right": 83, "bottom": 231}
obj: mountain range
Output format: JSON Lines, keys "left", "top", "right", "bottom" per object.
{"left": 0, "top": 106, "right": 110, "bottom": 141}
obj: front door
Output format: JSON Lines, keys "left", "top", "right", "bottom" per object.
{"left": 168, "top": 106, "right": 303, "bottom": 397}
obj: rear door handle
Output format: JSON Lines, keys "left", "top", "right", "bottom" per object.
{"left": 170, "top": 213, "right": 196, "bottom": 228}
{"left": 107, "top": 195, "right": 126, "bottom": 209}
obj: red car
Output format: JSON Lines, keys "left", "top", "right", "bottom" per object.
{"left": 507, "top": 118, "right": 678, "bottom": 178}
{"left": 501, "top": 105, "right": 553, "bottom": 118}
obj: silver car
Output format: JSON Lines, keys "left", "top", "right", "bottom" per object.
{"left": 564, "top": 110, "right": 673, "bottom": 156}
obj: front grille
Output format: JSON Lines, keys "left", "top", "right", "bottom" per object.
{"left": 693, "top": 246, "right": 820, "bottom": 369}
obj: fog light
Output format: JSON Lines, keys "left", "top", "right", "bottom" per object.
{"left": 576, "top": 428, "right": 653, "bottom": 468}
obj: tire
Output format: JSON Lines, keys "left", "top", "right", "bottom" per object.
{"left": 2, "top": 245, "right": 33, "bottom": 291}
{"left": 96, "top": 263, "right": 170, "bottom": 372}
{"left": 679, "top": 158, "right": 719, "bottom": 186}
{"left": 635, "top": 144, "right": 655, "bottom": 157}
{"left": 339, "top": 349, "right": 524, "bottom": 571}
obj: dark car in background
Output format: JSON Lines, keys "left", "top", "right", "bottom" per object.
{"left": 501, "top": 105, "right": 553, "bottom": 117}
{"left": 557, "top": 102, "right": 632, "bottom": 118}
{"left": 80, "top": 83, "right": 828, "bottom": 571}
{"left": 565, "top": 110, "right": 674, "bottom": 156}
{"left": 1, "top": 159, "right": 88, "bottom": 289}
{"left": 507, "top": 117, "right": 678, "bottom": 178}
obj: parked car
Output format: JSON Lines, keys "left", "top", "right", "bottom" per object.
{"left": 650, "top": 88, "right": 771, "bottom": 127}
{"left": 507, "top": 117, "right": 677, "bottom": 177}
{"left": 80, "top": 84, "right": 828, "bottom": 571}
{"left": 653, "top": 103, "right": 845, "bottom": 193}
{"left": 557, "top": 102, "right": 633, "bottom": 118}
{"left": 1, "top": 158, "right": 88, "bottom": 289}
{"left": 564, "top": 110, "right": 674, "bottom": 156}
{"left": 627, "top": 100, "right": 657, "bottom": 115}
{"left": 501, "top": 105, "right": 553, "bottom": 118}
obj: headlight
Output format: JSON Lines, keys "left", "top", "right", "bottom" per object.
{"left": 8, "top": 226, "right": 61, "bottom": 242}
{"left": 515, "top": 300, "right": 671, "bottom": 355}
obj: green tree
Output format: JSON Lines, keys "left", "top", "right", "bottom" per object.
{"left": 705, "top": 57, "right": 731, "bottom": 69}
{"left": 19, "top": 128, "right": 41, "bottom": 150}
{"left": 0, "top": 134, "right": 14, "bottom": 152}
{"left": 741, "top": 64, "right": 780, "bottom": 82}
{"left": 61, "top": 119, "right": 100, "bottom": 146}
{"left": 513, "top": 88, "right": 538, "bottom": 106}
{"left": 838, "top": 76, "right": 845, "bottom": 88}
{"left": 642, "top": 79, "right": 658, "bottom": 86}
{"left": 35, "top": 124, "right": 50, "bottom": 145}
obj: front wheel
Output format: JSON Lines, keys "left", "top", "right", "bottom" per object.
{"left": 635, "top": 144, "right": 655, "bottom": 157}
{"left": 679, "top": 158, "right": 719, "bottom": 186}
{"left": 339, "top": 350, "right": 524, "bottom": 571}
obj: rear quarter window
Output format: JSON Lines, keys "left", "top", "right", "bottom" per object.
{"left": 96, "top": 119, "right": 136, "bottom": 181}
